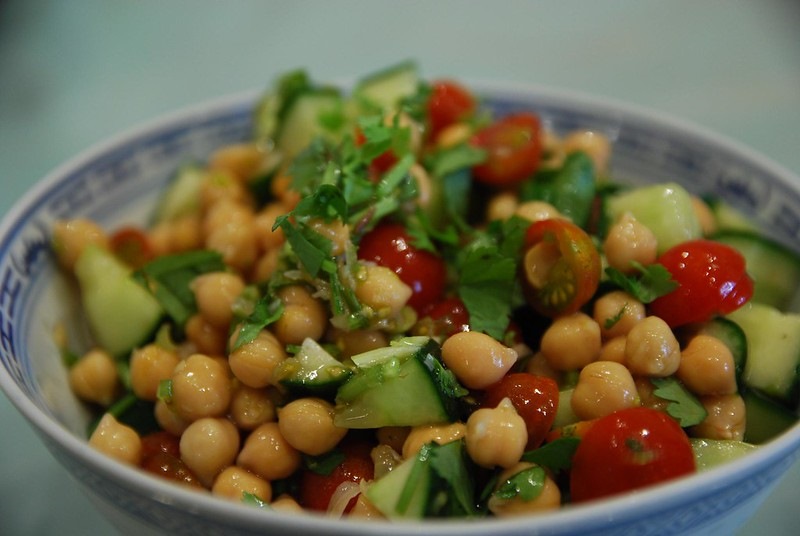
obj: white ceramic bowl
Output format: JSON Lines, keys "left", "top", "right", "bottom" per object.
{"left": 1, "top": 82, "right": 799, "bottom": 536}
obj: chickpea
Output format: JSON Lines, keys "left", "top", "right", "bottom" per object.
{"left": 349, "top": 494, "right": 385, "bottom": 519}
{"left": 355, "top": 264, "right": 412, "bottom": 320}
{"left": 487, "top": 191, "right": 519, "bottom": 222}
{"left": 540, "top": 312, "right": 601, "bottom": 371}
{"left": 228, "top": 330, "right": 287, "bottom": 388}
{"left": 237, "top": 422, "right": 302, "bottom": 481}
{"left": 401, "top": 422, "right": 467, "bottom": 459}
{"left": 598, "top": 336, "right": 627, "bottom": 364}
{"left": 52, "top": 218, "right": 108, "bottom": 270}
{"left": 251, "top": 248, "right": 281, "bottom": 283}
{"left": 691, "top": 394, "right": 746, "bottom": 441}
{"left": 487, "top": 462, "right": 561, "bottom": 516}
{"left": 209, "top": 142, "right": 265, "bottom": 182}
{"left": 523, "top": 352, "right": 562, "bottom": 383}
{"left": 692, "top": 196, "right": 717, "bottom": 236}
{"left": 571, "top": 361, "right": 639, "bottom": 420}
{"left": 410, "top": 163, "right": 432, "bottom": 209}
{"left": 130, "top": 344, "right": 180, "bottom": 401}
{"left": 68, "top": 348, "right": 120, "bottom": 406}
{"left": 253, "top": 202, "right": 286, "bottom": 252}
{"left": 154, "top": 399, "right": 190, "bottom": 436}
{"left": 229, "top": 383, "right": 276, "bottom": 431}
{"left": 277, "top": 397, "right": 347, "bottom": 456}
{"left": 677, "top": 335, "right": 737, "bottom": 396}
{"left": 212, "top": 466, "right": 272, "bottom": 503}
{"left": 149, "top": 215, "right": 203, "bottom": 256}
{"left": 593, "top": 290, "right": 646, "bottom": 340}
{"left": 465, "top": 398, "right": 527, "bottom": 469}
{"left": 335, "top": 329, "right": 389, "bottom": 359}
{"left": 191, "top": 271, "right": 246, "bottom": 330}
{"left": 200, "top": 170, "right": 251, "bottom": 210}
{"left": 171, "top": 353, "right": 232, "bottom": 421}
{"left": 89, "top": 413, "right": 142, "bottom": 465}
{"left": 435, "top": 122, "right": 472, "bottom": 149}
{"left": 441, "top": 331, "right": 518, "bottom": 389}
{"left": 371, "top": 443, "right": 403, "bottom": 479}
{"left": 515, "top": 201, "right": 563, "bottom": 224}
{"left": 270, "top": 494, "right": 304, "bottom": 513}
{"left": 624, "top": 316, "right": 681, "bottom": 377}
{"left": 561, "top": 130, "right": 611, "bottom": 175}
{"left": 204, "top": 200, "right": 258, "bottom": 273}
{"left": 603, "top": 212, "right": 658, "bottom": 273}
{"left": 376, "top": 426, "right": 410, "bottom": 454}
{"left": 271, "top": 174, "right": 301, "bottom": 210}
{"left": 307, "top": 217, "right": 350, "bottom": 256}
{"left": 185, "top": 313, "right": 228, "bottom": 356}
{"left": 180, "top": 417, "right": 240, "bottom": 487}
{"left": 272, "top": 285, "right": 328, "bottom": 345}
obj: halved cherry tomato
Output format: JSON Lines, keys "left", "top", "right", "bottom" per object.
{"left": 570, "top": 407, "right": 695, "bottom": 503}
{"left": 427, "top": 80, "right": 476, "bottom": 139}
{"left": 649, "top": 239, "right": 753, "bottom": 327}
{"left": 471, "top": 112, "right": 543, "bottom": 187}
{"left": 482, "top": 372, "right": 559, "bottom": 450}
{"left": 300, "top": 440, "right": 375, "bottom": 512}
{"left": 358, "top": 223, "right": 447, "bottom": 313}
{"left": 110, "top": 226, "right": 154, "bottom": 269}
{"left": 140, "top": 430, "right": 181, "bottom": 460}
{"left": 520, "top": 218, "right": 601, "bottom": 317}
{"left": 420, "top": 296, "right": 471, "bottom": 337}
{"left": 141, "top": 451, "right": 203, "bottom": 488}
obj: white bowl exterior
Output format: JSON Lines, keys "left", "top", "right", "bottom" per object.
{"left": 1, "top": 84, "right": 800, "bottom": 536}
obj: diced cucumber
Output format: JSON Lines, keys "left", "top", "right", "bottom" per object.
{"left": 74, "top": 245, "right": 163, "bottom": 357}
{"left": 605, "top": 182, "right": 701, "bottom": 254}
{"left": 690, "top": 438, "right": 757, "bottom": 470}
{"left": 552, "top": 388, "right": 579, "bottom": 428}
{"left": 726, "top": 302, "right": 800, "bottom": 404}
{"left": 272, "top": 338, "right": 352, "bottom": 396}
{"left": 742, "top": 388, "right": 798, "bottom": 444}
{"left": 365, "top": 448, "right": 433, "bottom": 518}
{"left": 334, "top": 336, "right": 467, "bottom": 428}
{"left": 152, "top": 163, "right": 204, "bottom": 223}
{"left": 352, "top": 60, "right": 419, "bottom": 113}
{"left": 713, "top": 230, "right": 800, "bottom": 311}
{"left": 277, "top": 88, "right": 347, "bottom": 159}
{"left": 680, "top": 317, "right": 747, "bottom": 383}
{"left": 252, "top": 69, "right": 313, "bottom": 144}
{"left": 704, "top": 197, "right": 758, "bottom": 233}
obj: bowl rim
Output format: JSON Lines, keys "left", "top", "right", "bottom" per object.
{"left": 2, "top": 80, "right": 800, "bottom": 534}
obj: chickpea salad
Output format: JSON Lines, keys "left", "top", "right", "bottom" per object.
{"left": 53, "top": 61, "right": 800, "bottom": 519}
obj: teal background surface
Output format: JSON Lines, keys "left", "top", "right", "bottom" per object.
{"left": 1, "top": 1, "right": 799, "bottom": 534}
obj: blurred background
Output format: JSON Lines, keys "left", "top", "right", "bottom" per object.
{"left": 1, "top": 1, "right": 799, "bottom": 534}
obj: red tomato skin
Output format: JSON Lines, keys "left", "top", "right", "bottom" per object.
{"left": 471, "top": 113, "right": 543, "bottom": 187}
{"left": 300, "top": 441, "right": 375, "bottom": 512}
{"left": 423, "top": 296, "right": 471, "bottom": 336}
{"left": 522, "top": 218, "right": 602, "bottom": 317}
{"left": 427, "top": 80, "right": 476, "bottom": 139}
{"left": 482, "top": 373, "right": 559, "bottom": 450}
{"left": 649, "top": 239, "right": 753, "bottom": 327}
{"left": 141, "top": 451, "right": 203, "bottom": 488}
{"left": 110, "top": 226, "right": 154, "bottom": 268}
{"left": 570, "top": 407, "right": 696, "bottom": 503}
{"left": 358, "top": 223, "right": 447, "bottom": 313}
{"left": 353, "top": 127, "right": 398, "bottom": 178}
{"left": 140, "top": 430, "right": 181, "bottom": 460}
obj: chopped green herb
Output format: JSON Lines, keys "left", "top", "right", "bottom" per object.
{"left": 304, "top": 448, "right": 346, "bottom": 476}
{"left": 242, "top": 491, "right": 270, "bottom": 508}
{"left": 492, "top": 465, "right": 546, "bottom": 502}
{"left": 521, "top": 437, "right": 580, "bottom": 471}
{"left": 651, "top": 377, "right": 708, "bottom": 427}
{"left": 156, "top": 379, "right": 173, "bottom": 404}
{"left": 604, "top": 262, "right": 678, "bottom": 303}
{"left": 230, "top": 293, "right": 285, "bottom": 353}
{"left": 604, "top": 303, "right": 629, "bottom": 330}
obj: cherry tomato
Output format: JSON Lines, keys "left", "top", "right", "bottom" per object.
{"left": 471, "top": 112, "right": 543, "bottom": 187}
{"left": 110, "top": 226, "right": 154, "bottom": 269}
{"left": 140, "top": 430, "right": 181, "bottom": 460}
{"left": 426, "top": 80, "right": 476, "bottom": 139}
{"left": 141, "top": 451, "right": 203, "bottom": 488}
{"left": 482, "top": 372, "right": 559, "bottom": 450}
{"left": 649, "top": 239, "right": 753, "bottom": 327}
{"left": 520, "top": 218, "right": 601, "bottom": 317}
{"left": 420, "top": 296, "right": 471, "bottom": 337}
{"left": 358, "top": 223, "right": 447, "bottom": 313}
{"left": 300, "top": 440, "right": 375, "bottom": 512}
{"left": 570, "top": 407, "right": 695, "bottom": 503}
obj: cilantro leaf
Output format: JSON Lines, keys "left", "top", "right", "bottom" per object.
{"left": 230, "top": 293, "right": 285, "bottom": 352}
{"left": 242, "top": 491, "right": 270, "bottom": 508}
{"left": 427, "top": 142, "right": 486, "bottom": 178}
{"left": 492, "top": 465, "right": 546, "bottom": 502}
{"left": 303, "top": 448, "right": 346, "bottom": 476}
{"left": 521, "top": 436, "right": 580, "bottom": 471}
{"left": 651, "top": 377, "right": 708, "bottom": 427}
{"left": 424, "top": 440, "right": 480, "bottom": 517}
{"left": 604, "top": 262, "right": 678, "bottom": 303}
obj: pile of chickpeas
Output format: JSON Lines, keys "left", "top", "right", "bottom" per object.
{"left": 52, "top": 108, "right": 743, "bottom": 518}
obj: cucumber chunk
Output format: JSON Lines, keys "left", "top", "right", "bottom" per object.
{"left": 153, "top": 163, "right": 204, "bottom": 223}
{"left": 334, "top": 336, "right": 467, "bottom": 428}
{"left": 277, "top": 89, "right": 347, "bottom": 159}
{"left": 742, "top": 388, "right": 798, "bottom": 444}
{"left": 352, "top": 60, "right": 419, "bottom": 112}
{"left": 713, "top": 230, "right": 800, "bottom": 311}
{"left": 726, "top": 302, "right": 800, "bottom": 404}
{"left": 690, "top": 438, "right": 757, "bottom": 470}
{"left": 74, "top": 245, "right": 163, "bottom": 357}
{"left": 605, "top": 182, "right": 701, "bottom": 254}
{"left": 365, "top": 448, "right": 433, "bottom": 518}
{"left": 272, "top": 338, "right": 352, "bottom": 396}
